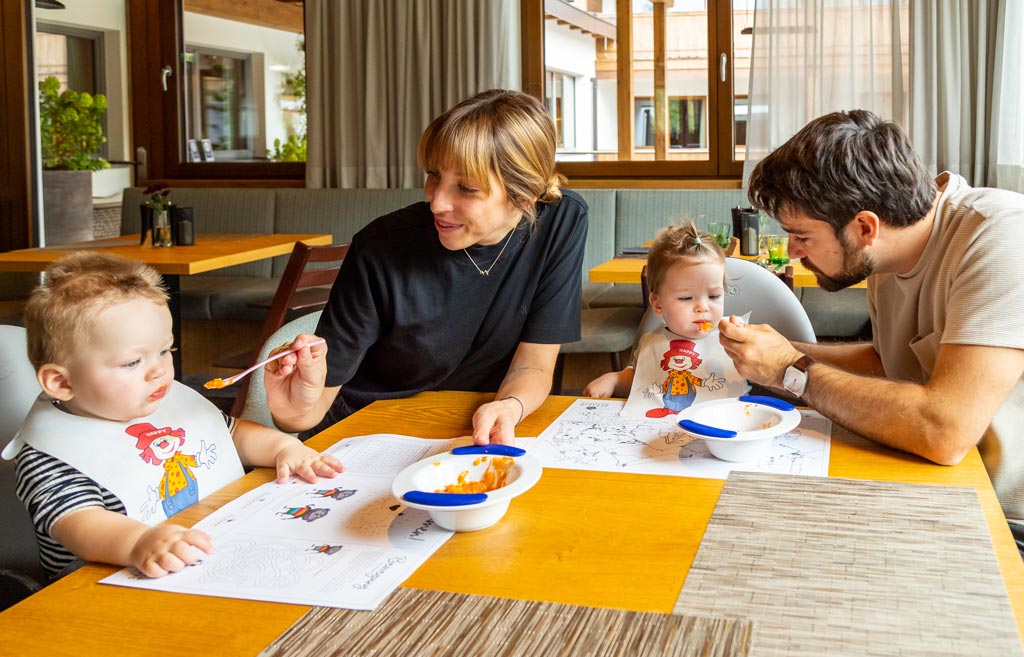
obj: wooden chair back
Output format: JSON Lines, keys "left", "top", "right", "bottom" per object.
{"left": 226, "top": 241, "right": 349, "bottom": 416}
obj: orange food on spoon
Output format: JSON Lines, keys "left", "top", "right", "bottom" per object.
{"left": 204, "top": 378, "right": 225, "bottom": 389}
{"left": 698, "top": 321, "right": 714, "bottom": 331}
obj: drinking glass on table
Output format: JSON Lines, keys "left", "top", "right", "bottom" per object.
{"left": 768, "top": 234, "right": 790, "bottom": 266}
{"left": 708, "top": 222, "right": 731, "bottom": 249}
{"left": 757, "top": 234, "right": 772, "bottom": 267}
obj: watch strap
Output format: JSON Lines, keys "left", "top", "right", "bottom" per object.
{"left": 793, "top": 354, "right": 815, "bottom": 373}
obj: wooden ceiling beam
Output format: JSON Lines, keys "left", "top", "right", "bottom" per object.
{"left": 183, "top": 0, "right": 302, "bottom": 34}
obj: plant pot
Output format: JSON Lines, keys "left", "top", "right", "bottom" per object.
{"left": 92, "top": 164, "right": 132, "bottom": 198}
{"left": 42, "top": 170, "right": 94, "bottom": 245}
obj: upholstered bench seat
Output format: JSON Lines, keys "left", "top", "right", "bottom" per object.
{"left": 583, "top": 282, "right": 644, "bottom": 309}
{"left": 561, "top": 306, "right": 646, "bottom": 356}
{"left": 112, "top": 187, "right": 871, "bottom": 344}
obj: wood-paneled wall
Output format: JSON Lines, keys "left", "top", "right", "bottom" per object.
{"left": 0, "top": 0, "right": 34, "bottom": 252}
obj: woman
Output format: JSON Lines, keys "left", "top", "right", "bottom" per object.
{"left": 265, "top": 89, "right": 588, "bottom": 445}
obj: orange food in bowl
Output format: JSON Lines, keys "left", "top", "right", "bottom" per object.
{"left": 436, "top": 456, "right": 514, "bottom": 494}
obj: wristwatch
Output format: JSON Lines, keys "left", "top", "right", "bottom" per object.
{"left": 783, "top": 355, "right": 815, "bottom": 397}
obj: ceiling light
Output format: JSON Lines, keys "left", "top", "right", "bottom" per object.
{"left": 36, "top": 0, "right": 66, "bottom": 9}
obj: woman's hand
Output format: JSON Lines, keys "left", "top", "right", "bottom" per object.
{"left": 130, "top": 524, "right": 213, "bottom": 578}
{"left": 274, "top": 443, "right": 345, "bottom": 483}
{"left": 264, "top": 334, "right": 328, "bottom": 421}
{"left": 471, "top": 397, "right": 523, "bottom": 445}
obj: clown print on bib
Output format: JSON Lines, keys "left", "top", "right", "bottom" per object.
{"left": 621, "top": 327, "right": 747, "bottom": 419}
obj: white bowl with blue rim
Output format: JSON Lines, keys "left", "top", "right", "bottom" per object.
{"left": 392, "top": 444, "right": 542, "bottom": 532}
{"left": 676, "top": 395, "right": 801, "bottom": 462}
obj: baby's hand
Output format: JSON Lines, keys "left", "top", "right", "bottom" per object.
{"left": 275, "top": 443, "right": 344, "bottom": 483}
{"left": 583, "top": 372, "right": 618, "bottom": 398}
{"left": 130, "top": 523, "right": 213, "bottom": 578}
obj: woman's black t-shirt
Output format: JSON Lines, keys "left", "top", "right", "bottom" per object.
{"left": 313, "top": 189, "right": 588, "bottom": 428}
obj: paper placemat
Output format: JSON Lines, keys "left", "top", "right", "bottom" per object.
{"left": 260, "top": 588, "right": 753, "bottom": 657}
{"left": 675, "top": 472, "right": 1022, "bottom": 656}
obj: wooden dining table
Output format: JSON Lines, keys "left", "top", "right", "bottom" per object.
{"left": 590, "top": 253, "right": 867, "bottom": 289}
{"left": 0, "top": 391, "right": 1020, "bottom": 656}
{"left": 0, "top": 233, "right": 333, "bottom": 377}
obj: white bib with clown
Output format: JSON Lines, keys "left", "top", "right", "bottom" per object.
{"left": 3, "top": 382, "right": 244, "bottom": 524}
{"left": 620, "top": 327, "right": 748, "bottom": 419}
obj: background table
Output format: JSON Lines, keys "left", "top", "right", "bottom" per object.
{"left": 0, "top": 233, "right": 332, "bottom": 377}
{"left": 0, "top": 391, "right": 1020, "bottom": 657}
{"left": 590, "top": 254, "right": 867, "bottom": 289}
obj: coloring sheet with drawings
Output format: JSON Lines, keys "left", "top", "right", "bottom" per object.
{"left": 102, "top": 434, "right": 456, "bottom": 610}
{"left": 518, "top": 398, "right": 831, "bottom": 479}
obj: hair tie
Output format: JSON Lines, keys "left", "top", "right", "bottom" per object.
{"left": 693, "top": 235, "right": 702, "bottom": 245}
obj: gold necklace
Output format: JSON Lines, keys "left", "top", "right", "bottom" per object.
{"left": 463, "top": 227, "right": 516, "bottom": 276}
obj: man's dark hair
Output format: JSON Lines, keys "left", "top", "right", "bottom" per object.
{"left": 747, "top": 110, "right": 936, "bottom": 235}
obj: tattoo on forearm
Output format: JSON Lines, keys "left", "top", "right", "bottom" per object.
{"left": 507, "top": 366, "right": 546, "bottom": 377}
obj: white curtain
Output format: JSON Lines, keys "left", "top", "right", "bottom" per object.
{"left": 742, "top": 0, "right": 909, "bottom": 186}
{"left": 908, "top": 1, "right": 1000, "bottom": 187}
{"left": 305, "top": 0, "right": 521, "bottom": 189}
{"left": 989, "top": 1, "right": 1024, "bottom": 192}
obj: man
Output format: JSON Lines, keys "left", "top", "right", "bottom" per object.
{"left": 720, "top": 110, "right": 1024, "bottom": 552}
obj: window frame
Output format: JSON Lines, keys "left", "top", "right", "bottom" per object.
{"left": 521, "top": 0, "right": 743, "bottom": 181}
{"left": 126, "top": 0, "right": 303, "bottom": 184}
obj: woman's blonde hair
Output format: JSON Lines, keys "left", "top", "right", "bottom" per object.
{"left": 417, "top": 89, "right": 566, "bottom": 225}
{"left": 24, "top": 252, "right": 167, "bottom": 369}
{"left": 646, "top": 221, "right": 727, "bottom": 294}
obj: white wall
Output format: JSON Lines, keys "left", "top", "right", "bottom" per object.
{"left": 184, "top": 12, "right": 303, "bottom": 158}
{"left": 544, "top": 24, "right": 598, "bottom": 154}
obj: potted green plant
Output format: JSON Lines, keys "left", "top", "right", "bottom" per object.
{"left": 38, "top": 75, "right": 110, "bottom": 244}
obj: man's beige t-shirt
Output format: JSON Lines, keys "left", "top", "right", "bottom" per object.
{"left": 869, "top": 172, "right": 1024, "bottom": 522}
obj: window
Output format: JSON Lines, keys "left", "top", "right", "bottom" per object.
{"left": 545, "top": 70, "right": 577, "bottom": 150}
{"left": 524, "top": 0, "right": 749, "bottom": 178}
{"left": 636, "top": 96, "right": 706, "bottom": 151}
{"left": 733, "top": 94, "right": 747, "bottom": 153}
{"left": 35, "top": 28, "right": 102, "bottom": 94}
{"left": 127, "top": 0, "right": 305, "bottom": 182}
{"left": 184, "top": 47, "right": 260, "bottom": 161}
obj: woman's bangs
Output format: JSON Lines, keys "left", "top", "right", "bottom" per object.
{"left": 425, "top": 121, "right": 495, "bottom": 193}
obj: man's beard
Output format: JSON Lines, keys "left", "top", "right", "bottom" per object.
{"left": 802, "top": 234, "right": 874, "bottom": 292}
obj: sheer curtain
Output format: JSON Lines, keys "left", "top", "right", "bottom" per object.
{"left": 742, "top": 0, "right": 909, "bottom": 186}
{"left": 305, "top": 0, "right": 520, "bottom": 189}
{"left": 908, "top": 1, "right": 999, "bottom": 186}
{"left": 989, "top": 1, "right": 1024, "bottom": 192}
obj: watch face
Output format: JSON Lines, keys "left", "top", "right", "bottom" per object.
{"left": 784, "top": 366, "right": 805, "bottom": 395}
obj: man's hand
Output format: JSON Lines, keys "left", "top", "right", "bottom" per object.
{"left": 719, "top": 320, "right": 803, "bottom": 388}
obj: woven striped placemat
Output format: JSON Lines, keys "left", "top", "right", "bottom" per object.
{"left": 260, "top": 588, "right": 752, "bottom": 657}
{"left": 675, "top": 471, "right": 1022, "bottom": 657}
